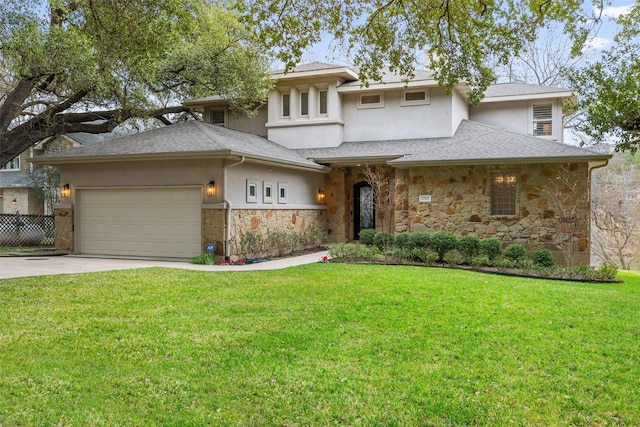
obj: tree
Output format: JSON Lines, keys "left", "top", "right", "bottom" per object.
{"left": 591, "top": 153, "right": 640, "bottom": 269}
{"left": 236, "top": 0, "right": 597, "bottom": 105}
{"left": 568, "top": 3, "right": 640, "bottom": 153}
{"left": 0, "top": 0, "right": 271, "bottom": 166}
{"left": 363, "top": 165, "right": 396, "bottom": 235}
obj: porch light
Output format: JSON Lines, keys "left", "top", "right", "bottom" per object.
{"left": 61, "top": 184, "right": 70, "bottom": 198}
{"left": 206, "top": 180, "right": 216, "bottom": 197}
{"left": 11, "top": 198, "right": 17, "bottom": 206}
{"left": 318, "top": 188, "right": 326, "bottom": 202}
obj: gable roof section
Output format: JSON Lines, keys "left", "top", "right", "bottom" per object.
{"left": 272, "top": 61, "right": 359, "bottom": 82}
{"left": 480, "top": 83, "right": 573, "bottom": 103}
{"left": 32, "top": 120, "right": 327, "bottom": 171}
{"left": 296, "top": 121, "right": 610, "bottom": 166}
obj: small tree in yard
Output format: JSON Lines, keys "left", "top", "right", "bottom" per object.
{"left": 363, "top": 165, "right": 396, "bottom": 235}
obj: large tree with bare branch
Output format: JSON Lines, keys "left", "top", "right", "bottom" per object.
{"left": 0, "top": 0, "right": 271, "bottom": 166}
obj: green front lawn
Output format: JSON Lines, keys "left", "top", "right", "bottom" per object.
{"left": 1, "top": 266, "right": 639, "bottom": 426}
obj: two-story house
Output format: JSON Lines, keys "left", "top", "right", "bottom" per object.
{"left": 33, "top": 62, "right": 610, "bottom": 265}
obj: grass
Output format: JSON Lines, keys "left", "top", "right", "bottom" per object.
{"left": 0, "top": 265, "right": 639, "bottom": 426}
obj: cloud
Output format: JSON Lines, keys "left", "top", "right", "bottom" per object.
{"left": 599, "top": 5, "right": 633, "bottom": 19}
{"left": 585, "top": 36, "right": 611, "bottom": 50}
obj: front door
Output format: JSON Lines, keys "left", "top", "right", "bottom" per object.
{"left": 354, "top": 181, "right": 375, "bottom": 239}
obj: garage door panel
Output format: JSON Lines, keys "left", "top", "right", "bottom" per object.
{"left": 78, "top": 188, "right": 202, "bottom": 259}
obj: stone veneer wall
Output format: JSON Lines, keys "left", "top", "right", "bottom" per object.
{"left": 54, "top": 206, "right": 73, "bottom": 252}
{"left": 401, "top": 162, "right": 591, "bottom": 266}
{"left": 231, "top": 208, "right": 327, "bottom": 257}
{"left": 202, "top": 208, "right": 225, "bottom": 256}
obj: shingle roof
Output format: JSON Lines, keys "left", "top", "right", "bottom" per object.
{"left": 272, "top": 61, "right": 354, "bottom": 74}
{"left": 296, "top": 121, "right": 610, "bottom": 166}
{"left": 339, "top": 68, "right": 435, "bottom": 88}
{"left": 33, "top": 120, "right": 326, "bottom": 170}
{"left": 482, "top": 83, "right": 572, "bottom": 99}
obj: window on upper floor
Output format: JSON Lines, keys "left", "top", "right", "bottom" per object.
{"left": 209, "top": 109, "right": 226, "bottom": 126}
{"left": 532, "top": 103, "right": 553, "bottom": 136}
{"left": 401, "top": 89, "right": 430, "bottom": 106}
{"left": 1, "top": 156, "right": 20, "bottom": 171}
{"left": 282, "top": 93, "right": 291, "bottom": 117}
{"left": 300, "top": 92, "right": 309, "bottom": 116}
{"left": 319, "top": 90, "right": 328, "bottom": 115}
{"left": 358, "top": 93, "right": 384, "bottom": 109}
{"left": 491, "top": 173, "right": 517, "bottom": 216}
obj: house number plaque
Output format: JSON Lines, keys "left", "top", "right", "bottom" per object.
{"left": 419, "top": 195, "right": 432, "bottom": 203}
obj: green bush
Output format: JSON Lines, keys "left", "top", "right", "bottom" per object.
{"left": 598, "top": 262, "right": 618, "bottom": 280}
{"left": 530, "top": 248, "right": 555, "bottom": 267}
{"left": 394, "top": 232, "right": 415, "bottom": 249}
{"left": 505, "top": 244, "right": 527, "bottom": 263}
{"left": 373, "top": 232, "right": 393, "bottom": 251}
{"left": 471, "top": 256, "right": 494, "bottom": 267}
{"left": 444, "top": 250, "right": 465, "bottom": 266}
{"left": 410, "top": 232, "right": 432, "bottom": 249}
{"left": 479, "top": 238, "right": 502, "bottom": 260}
{"left": 457, "top": 235, "right": 480, "bottom": 261}
{"left": 191, "top": 253, "right": 215, "bottom": 265}
{"left": 431, "top": 231, "right": 458, "bottom": 262}
{"left": 328, "top": 242, "right": 381, "bottom": 262}
{"left": 358, "top": 228, "right": 377, "bottom": 246}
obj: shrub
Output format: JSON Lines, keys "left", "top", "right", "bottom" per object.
{"left": 431, "top": 231, "right": 458, "bottom": 262}
{"left": 479, "top": 238, "right": 502, "bottom": 260}
{"left": 394, "top": 232, "right": 415, "bottom": 249}
{"left": 410, "top": 232, "right": 432, "bottom": 249}
{"left": 358, "top": 228, "right": 377, "bottom": 246}
{"left": 373, "top": 232, "right": 393, "bottom": 251}
{"left": 505, "top": 244, "right": 527, "bottom": 263}
{"left": 471, "top": 256, "right": 493, "bottom": 267}
{"left": 457, "top": 235, "right": 480, "bottom": 261}
{"left": 328, "top": 242, "right": 381, "bottom": 262}
{"left": 597, "top": 262, "right": 618, "bottom": 280}
{"left": 191, "top": 253, "right": 215, "bottom": 265}
{"left": 530, "top": 248, "right": 555, "bottom": 267}
{"left": 444, "top": 250, "right": 465, "bottom": 266}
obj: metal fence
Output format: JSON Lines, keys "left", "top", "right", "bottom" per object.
{"left": 0, "top": 213, "right": 55, "bottom": 247}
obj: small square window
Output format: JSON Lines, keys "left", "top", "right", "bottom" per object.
{"left": 247, "top": 180, "right": 258, "bottom": 203}
{"left": 263, "top": 181, "right": 273, "bottom": 203}
{"left": 491, "top": 173, "right": 517, "bottom": 216}
{"left": 401, "top": 89, "right": 430, "bottom": 106}
{"left": 278, "top": 182, "right": 287, "bottom": 204}
{"left": 209, "top": 109, "right": 226, "bottom": 126}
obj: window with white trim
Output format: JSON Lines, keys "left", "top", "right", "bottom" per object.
{"left": 358, "top": 93, "right": 384, "bottom": 109}
{"left": 401, "top": 89, "right": 430, "bottom": 106}
{"left": 319, "top": 90, "right": 328, "bottom": 114}
{"left": 247, "top": 180, "right": 258, "bottom": 203}
{"left": 532, "top": 103, "right": 553, "bottom": 136}
{"left": 1, "top": 157, "right": 20, "bottom": 171}
{"left": 300, "top": 92, "right": 309, "bottom": 116}
{"left": 209, "top": 109, "right": 226, "bottom": 126}
{"left": 278, "top": 182, "right": 287, "bottom": 203}
{"left": 282, "top": 93, "right": 290, "bottom": 117}
{"left": 491, "top": 173, "right": 517, "bottom": 216}
{"left": 263, "top": 181, "right": 273, "bottom": 203}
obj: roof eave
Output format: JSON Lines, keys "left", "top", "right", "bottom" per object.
{"left": 388, "top": 154, "right": 612, "bottom": 168}
{"left": 480, "top": 91, "right": 574, "bottom": 103}
{"left": 337, "top": 80, "right": 438, "bottom": 93}
{"left": 273, "top": 67, "right": 359, "bottom": 82}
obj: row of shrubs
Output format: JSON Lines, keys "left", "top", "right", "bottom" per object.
{"left": 328, "top": 229, "right": 618, "bottom": 280}
{"left": 358, "top": 229, "right": 555, "bottom": 268}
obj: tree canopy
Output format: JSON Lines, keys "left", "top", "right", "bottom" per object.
{"left": 568, "top": 3, "right": 640, "bottom": 153}
{"left": 0, "top": 0, "right": 271, "bottom": 165}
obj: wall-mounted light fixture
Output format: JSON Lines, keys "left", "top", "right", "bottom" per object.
{"left": 11, "top": 198, "right": 17, "bottom": 207}
{"left": 61, "top": 183, "right": 70, "bottom": 198}
{"left": 206, "top": 180, "right": 216, "bottom": 197}
{"left": 318, "top": 188, "right": 326, "bottom": 203}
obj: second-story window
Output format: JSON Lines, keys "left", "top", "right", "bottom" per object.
{"left": 358, "top": 92, "right": 384, "bottom": 109}
{"left": 300, "top": 92, "right": 309, "bottom": 116}
{"left": 533, "top": 103, "right": 553, "bottom": 136}
{"left": 209, "top": 109, "right": 226, "bottom": 126}
{"left": 282, "top": 93, "right": 290, "bottom": 117}
{"left": 319, "top": 90, "right": 328, "bottom": 114}
{"left": 1, "top": 156, "right": 20, "bottom": 171}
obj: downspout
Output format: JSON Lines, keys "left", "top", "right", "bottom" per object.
{"left": 223, "top": 156, "right": 245, "bottom": 260}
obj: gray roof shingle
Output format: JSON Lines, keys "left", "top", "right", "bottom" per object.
{"left": 296, "top": 121, "right": 609, "bottom": 166}
{"left": 34, "top": 120, "right": 325, "bottom": 170}
{"left": 482, "top": 83, "right": 572, "bottom": 99}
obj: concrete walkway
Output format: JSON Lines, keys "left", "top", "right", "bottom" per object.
{"left": 0, "top": 251, "right": 329, "bottom": 280}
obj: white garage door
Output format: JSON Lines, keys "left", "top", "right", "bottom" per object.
{"left": 77, "top": 187, "right": 202, "bottom": 259}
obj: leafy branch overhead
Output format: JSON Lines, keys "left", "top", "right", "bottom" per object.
{"left": 0, "top": 0, "right": 271, "bottom": 165}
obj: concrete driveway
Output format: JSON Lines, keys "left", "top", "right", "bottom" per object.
{"left": 0, "top": 251, "right": 329, "bottom": 280}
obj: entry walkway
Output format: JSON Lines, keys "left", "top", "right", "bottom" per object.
{"left": 0, "top": 251, "right": 329, "bottom": 280}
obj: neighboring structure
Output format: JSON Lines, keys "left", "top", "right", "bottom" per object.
{"left": 33, "top": 62, "right": 610, "bottom": 265}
